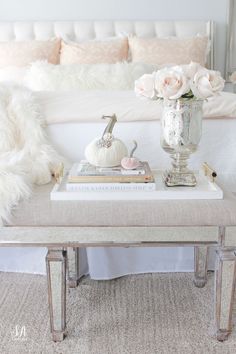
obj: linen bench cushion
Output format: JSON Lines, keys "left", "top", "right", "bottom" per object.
{"left": 7, "top": 182, "right": 236, "bottom": 227}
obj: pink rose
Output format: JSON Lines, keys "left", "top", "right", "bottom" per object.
{"left": 190, "top": 69, "right": 225, "bottom": 99}
{"left": 134, "top": 73, "right": 156, "bottom": 99}
{"left": 155, "top": 66, "right": 190, "bottom": 99}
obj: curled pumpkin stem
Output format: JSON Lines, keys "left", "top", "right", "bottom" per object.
{"left": 130, "top": 140, "right": 138, "bottom": 157}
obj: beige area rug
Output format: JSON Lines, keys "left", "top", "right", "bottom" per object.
{"left": 0, "top": 272, "right": 236, "bottom": 354}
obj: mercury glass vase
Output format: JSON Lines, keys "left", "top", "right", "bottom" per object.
{"left": 161, "top": 98, "right": 203, "bottom": 187}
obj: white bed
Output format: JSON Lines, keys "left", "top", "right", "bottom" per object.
{"left": 1, "top": 20, "right": 236, "bottom": 278}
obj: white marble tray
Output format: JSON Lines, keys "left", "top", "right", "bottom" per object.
{"left": 51, "top": 170, "right": 223, "bottom": 201}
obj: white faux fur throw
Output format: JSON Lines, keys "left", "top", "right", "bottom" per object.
{"left": 0, "top": 84, "right": 61, "bottom": 224}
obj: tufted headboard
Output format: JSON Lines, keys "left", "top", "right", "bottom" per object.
{"left": 0, "top": 20, "right": 214, "bottom": 68}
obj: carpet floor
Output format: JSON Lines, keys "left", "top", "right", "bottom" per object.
{"left": 0, "top": 272, "right": 236, "bottom": 354}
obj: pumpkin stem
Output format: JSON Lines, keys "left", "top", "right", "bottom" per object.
{"left": 130, "top": 140, "right": 138, "bottom": 157}
{"left": 102, "top": 114, "right": 117, "bottom": 137}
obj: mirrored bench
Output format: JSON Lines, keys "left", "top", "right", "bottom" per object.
{"left": 1, "top": 182, "right": 236, "bottom": 342}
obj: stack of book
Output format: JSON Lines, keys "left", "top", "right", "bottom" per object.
{"left": 66, "top": 160, "right": 156, "bottom": 191}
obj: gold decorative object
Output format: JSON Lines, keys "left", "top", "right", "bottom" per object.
{"left": 202, "top": 162, "right": 217, "bottom": 182}
{"left": 54, "top": 163, "right": 64, "bottom": 184}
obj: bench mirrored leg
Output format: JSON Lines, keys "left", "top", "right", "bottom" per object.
{"left": 67, "top": 247, "right": 80, "bottom": 288}
{"left": 46, "top": 248, "right": 67, "bottom": 342}
{"left": 215, "top": 249, "right": 236, "bottom": 341}
{"left": 194, "top": 245, "right": 209, "bottom": 288}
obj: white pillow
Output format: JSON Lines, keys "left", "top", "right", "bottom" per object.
{"left": 0, "top": 66, "right": 28, "bottom": 85}
{"left": 25, "top": 61, "right": 157, "bottom": 91}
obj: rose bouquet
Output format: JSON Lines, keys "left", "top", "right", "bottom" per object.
{"left": 135, "top": 63, "right": 224, "bottom": 187}
{"left": 135, "top": 62, "right": 224, "bottom": 101}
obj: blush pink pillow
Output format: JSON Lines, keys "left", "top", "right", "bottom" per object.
{"left": 129, "top": 36, "right": 209, "bottom": 67}
{"left": 0, "top": 39, "right": 61, "bottom": 68}
{"left": 60, "top": 38, "right": 129, "bottom": 64}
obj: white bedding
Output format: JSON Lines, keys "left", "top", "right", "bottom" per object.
{"left": 36, "top": 90, "right": 236, "bottom": 124}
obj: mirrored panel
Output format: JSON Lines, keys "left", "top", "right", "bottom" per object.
{"left": 226, "top": 0, "right": 236, "bottom": 79}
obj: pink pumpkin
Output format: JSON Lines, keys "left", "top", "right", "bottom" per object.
{"left": 121, "top": 140, "right": 140, "bottom": 170}
{"left": 121, "top": 156, "right": 140, "bottom": 170}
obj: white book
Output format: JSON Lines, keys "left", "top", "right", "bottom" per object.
{"left": 66, "top": 182, "right": 156, "bottom": 192}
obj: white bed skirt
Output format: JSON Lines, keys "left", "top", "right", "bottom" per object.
{"left": 1, "top": 119, "right": 235, "bottom": 278}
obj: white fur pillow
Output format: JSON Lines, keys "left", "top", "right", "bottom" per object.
{"left": 25, "top": 61, "right": 156, "bottom": 91}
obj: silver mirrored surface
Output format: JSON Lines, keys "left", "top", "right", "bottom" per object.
{"left": 161, "top": 99, "right": 203, "bottom": 187}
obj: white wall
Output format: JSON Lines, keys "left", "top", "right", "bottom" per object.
{"left": 0, "top": 0, "right": 229, "bottom": 73}
{"left": 0, "top": 0, "right": 227, "bottom": 21}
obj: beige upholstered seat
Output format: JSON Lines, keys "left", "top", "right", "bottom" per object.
{"left": 7, "top": 182, "right": 236, "bottom": 227}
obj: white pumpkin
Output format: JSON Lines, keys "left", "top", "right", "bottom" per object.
{"left": 85, "top": 115, "right": 128, "bottom": 167}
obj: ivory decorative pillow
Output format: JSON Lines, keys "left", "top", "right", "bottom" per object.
{"left": 60, "top": 38, "right": 129, "bottom": 64}
{"left": 0, "top": 39, "right": 61, "bottom": 68}
{"left": 129, "top": 36, "right": 209, "bottom": 66}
